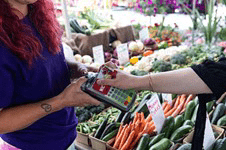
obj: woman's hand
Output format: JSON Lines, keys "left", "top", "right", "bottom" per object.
{"left": 97, "top": 62, "right": 139, "bottom": 90}
{"left": 60, "top": 77, "right": 101, "bottom": 107}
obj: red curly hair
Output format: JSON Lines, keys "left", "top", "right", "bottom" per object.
{"left": 0, "top": 0, "right": 63, "bottom": 66}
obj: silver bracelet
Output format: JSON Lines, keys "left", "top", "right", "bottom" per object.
{"left": 148, "top": 72, "right": 154, "bottom": 91}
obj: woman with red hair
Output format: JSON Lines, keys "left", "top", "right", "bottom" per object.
{"left": 0, "top": 0, "right": 100, "bottom": 149}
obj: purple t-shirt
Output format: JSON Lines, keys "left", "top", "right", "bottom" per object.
{"left": 0, "top": 16, "right": 77, "bottom": 149}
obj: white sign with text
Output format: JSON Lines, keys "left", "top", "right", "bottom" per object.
{"left": 146, "top": 94, "right": 165, "bottom": 133}
{"left": 116, "top": 43, "right": 129, "bottom": 65}
{"left": 162, "top": 93, "right": 172, "bottom": 106}
{"left": 139, "top": 27, "right": 149, "bottom": 42}
{"left": 92, "top": 45, "right": 105, "bottom": 65}
{"left": 203, "top": 113, "right": 215, "bottom": 150}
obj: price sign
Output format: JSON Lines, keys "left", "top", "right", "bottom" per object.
{"left": 139, "top": 27, "right": 149, "bottom": 42}
{"left": 146, "top": 94, "right": 165, "bottom": 133}
{"left": 203, "top": 113, "right": 215, "bottom": 150}
{"left": 92, "top": 45, "right": 105, "bottom": 65}
{"left": 162, "top": 93, "right": 172, "bottom": 106}
{"left": 116, "top": 43, "right": 129, "bottom": 65}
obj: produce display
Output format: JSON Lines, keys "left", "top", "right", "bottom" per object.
{"left": 65, "top": 2, "right": 226, "bottom": 149}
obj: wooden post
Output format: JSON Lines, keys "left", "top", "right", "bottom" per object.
{"left": 61, "top": 0, "right": 72, "bottom": 40}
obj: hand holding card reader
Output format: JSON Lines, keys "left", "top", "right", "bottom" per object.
{"left": 81, "top": 65, "right": 136, "bottom": 112}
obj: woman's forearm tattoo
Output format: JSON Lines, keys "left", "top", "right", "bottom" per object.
{"left": 41, "top": 103, "right": 52, "bottom": 113}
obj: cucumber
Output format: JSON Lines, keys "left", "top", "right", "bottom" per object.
{"left": 191, "top": 104, "right": 199, "bottom": 123}
{"left": 149, "top": 138, "right": 171, "bottom": 150}
{"left": 136, "top": 134, "right": 150, "bottom": 150}
{"left": 69, "top": 18, "right": 91, "bottom": 35}
{"left": 217, "top": 115, "right": 226, "bottom": 126}
{"left": 206, "top": 100, "right": 215, "bottom": 113}
{"left": 213, "top": 138, "right": 226, "bottom": 150}
{"left": 131, "top": 94, "right": 151, "bottom": 119}
{"left": 100, "top": 122, "right": 120, "bottom": 140}
{"left": 148, "top": 133, "right": 165, "bottom": 147}
{"left": 94, "top": 118, "right": 108, "bottom": 139}
{"left": 102, "top": 128, "right": 119, "bottom": 142}
{"left": 121, "top": 112, "right": 131, "bottom": 125}
{"left": 160, "top": 116, "right": 175, "bottom": 138}
{"left": 184, "top": 101, "right": 196, "bottom": 120}
{"left": 115, "top": 111, "right": 125, "bottom": 122}
{"left": 194, "top": 97, "right": 199, "bottom": 105}
{"left": 211, "top": 103, "right": 226, "bottom": 124}
{"left": 170, "top": 125, "right": 192, "bottom": 142}
{"left": 177, "top": 143, "right": 192, "bottom": 150}
{"left": 183, "top": 120, "right": 194, "bottom": 127}
{"left": 173, "top": 115, "right": 184, "bottom": 132}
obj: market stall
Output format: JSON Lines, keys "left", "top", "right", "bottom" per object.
{"left": 56, "top": 0, "right": 226, "bottom": 150}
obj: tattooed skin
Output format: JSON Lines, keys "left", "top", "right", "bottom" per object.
{"left": 41, "top": 103, "right": 52, "bottom": 113}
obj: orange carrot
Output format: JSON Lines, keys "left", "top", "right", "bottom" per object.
{"left": 145, "top": 114, "right": 152, "bottom": 123}
{"left": 164, "top": 104, "right": 171, "bottom": 114}
{"left": 141, "top": 112, "right": 145, "bottom": 123}
{"left": 133, "top": 112, "right": 139, "bottom": 124}
{"left": 172, "top": 98, "right": 177, "bottom": 106}
{"left": 148, "top": 124, "right": 156, "bottom": 134}
{"left": 115, "top": 123, "right": 123, "bottom": 140}
{"left": 172, "top": 100, "right": 185, "bottom": 117}
{"left": 119, "top": 124, "right": 131, "bottom": 149}
{"left": 162, "top": 101, "right": 168, "bottom": 110}
{"left": 164, "top": 107, "right": 176, "bottom": 117}
{"left": 121, "top": 130, "right": 135, "bottom": 150}
{"left": 173, "top": 96, "right": 181, "bottom": 108}
{"left": 134, "top": 121, "right": 142, "bottom": 137}
{"left": 113, "top": 124, "right": 128, "bottom": 149}
{"left": 107, "top": 137, "right": 116, "bottom": 146}
{"left": 182, "top": 94, "right": 194, "bottom": 110}
{"left": 129, "top": 131, "right": 145, "bottom": 149}
{"left": 180, "top": 94, "right": 187, "bottom": 104}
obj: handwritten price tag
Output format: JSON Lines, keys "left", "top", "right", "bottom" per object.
{"left": 92, "top": 45, "right": 105, "bottom": 65}
{"left": 146, "top": 94, "right": 165, "bottom": 133}
{"left": 116, "top": 43, "right": 129, "bottom": 65}
{"left": 139, "top": 27, "right": 149, "bottom": 42}
{"left": 203, "top": 113, "right": 215, "bottom": 150}
{"left": 162, "top": 93, "right": 172, "bottom": 106}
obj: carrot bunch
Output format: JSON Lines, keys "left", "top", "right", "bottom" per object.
{"left": 112, "top": 112, "right": 156, "bottom": 150}
{"left": 163, "top": 94, "right": 195, "bottom": 118}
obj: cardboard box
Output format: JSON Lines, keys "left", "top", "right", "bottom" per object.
{"left": 89, "top": 134, "right": 107, "bottom": 150}
{"left": 183, "top": 125, "right": 224, "bottom": 144}
{"left": 169, "top": 143, "right": 182, "bottom": 150}
{"left": 76, "top": 132, "right": 90, "bottom": 146}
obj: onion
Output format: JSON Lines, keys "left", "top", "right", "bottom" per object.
{"left": 104, "top": 52, "right": 112, "bottom": 62}
{"left": 82, "top": 55, "right": 93, "bottom": 64}
{"left": 129, "top": 41, "right": 139, "bottom": 52}
{"left": 112, "top": 40, "right": 122, "bottom": 48}
{"left": 144, "top": 38, "right": 156, "bottom": 46}
{"left": 136, "top": 40, "right": 144, "bottom": 51}
{"left": 74, "top": 54, "right": 82, "bottom": 63}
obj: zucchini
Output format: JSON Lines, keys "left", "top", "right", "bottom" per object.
{"left": 100, "top": 122, "right": 120, "bottom": 140}
{"left": 183, "top": 120, "right": 194, "bottom": 127}
{"left": 136, "top": 134, "right": 150, "bottom": 150}
{"left": 194, "top": 96, "right": 199, "bottom": 105}
{"left": 160, "top": 116, "right": 175, "bottom": 138}
{"left": 211, "top": 103, "right": 226, "bottom": 124}
{"left": 121, "top": 112, "right": 131, "bottom": 125}
{"left": 213, "top": 138, "right": 226, "bottom": 150}
{"left": 170, "top": 125, "right": 192, "bottom": 142}
{"left": 115, "top": 111, "right": 125, "bottom": 122}
{"left": 69, "top": 18, "right": 91, "bottom": 35}
{"left": 184, "top": 101, "right": 196, "bottom": 120}
{"left": 149, "top": 138, "right": 171, "bottom": 150}
{"left": 148, "top": 133, "right": 165, "bottom": 147}
{"left": 94, "top": 118, "right": 108, "bottom": 139}
{"left": 191, "top": 104, "right": 199, "bottom": 123}
{"left": 206, "top": 100, "right": 215, "bottom": 113}
{"left": 177, "top": 143, "right": 192, "bottom": 150}
{"left": 173, "top": 115, "right": 184, "bottom": 132}
{"left": 217, "top": 115, "right": 226, "bottom": 126}
{"left": 102, "top": 128, "right": 119, "bottom": 142}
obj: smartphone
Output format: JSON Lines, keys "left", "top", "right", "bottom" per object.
{"left": 81, "top": 65, "right": 136, "bottom": 112}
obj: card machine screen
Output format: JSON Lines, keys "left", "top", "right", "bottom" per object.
{"left": 81, "top": 65, "right": 136, "bottom": 111}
